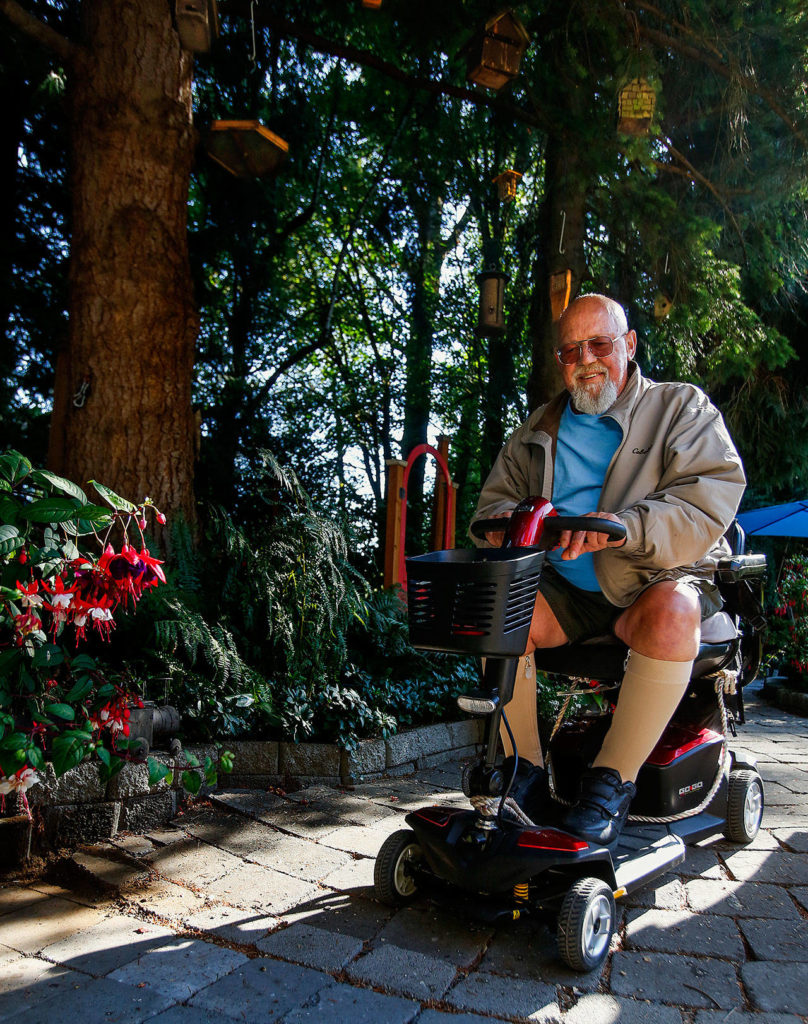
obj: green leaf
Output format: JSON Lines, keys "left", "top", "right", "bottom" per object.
{"left": 181, "top": 769, "right": 202, "bottom": 796}
{"left": 0, "top": 451, "right": 32, "bottom": 485}
{"left": 76, "top": 504, "right": 116, "bottom": 523}
{"left": 30, "top": 470, "right": 88, "bottom": 505}
{"left": 44, "top": 703, "right": 75, "bottom": 721}
{"left": 0, "top": 524, "right": 21, "bottom": 557}
{"left": 23, "top": 497, "right": 85, "bottom": 524}
{"left": 96, "top": 746, "right": 111, "bottom": 768}
{"left": 0, "top": 495, "right": 21, "bottom": 525}
{"left": 51, "top": 731, "right": 91, "bottom": 776}
{"left": 32, "top": 644, "right": 64, "bottom": 669}
{"left": 63, "top": 677, "right": 93, "bottom": 703}
{"left": 147, "top": 756, "right": 172, "bottom": 787}
{"left": 70, "top": 654, "right": 97, "bottom": 672}
{"left": 89, "top": 481, "right": 136, "bottom": 513}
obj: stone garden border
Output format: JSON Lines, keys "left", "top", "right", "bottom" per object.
{"left": 2, "top": 719, "right": 484, "bottom": 864}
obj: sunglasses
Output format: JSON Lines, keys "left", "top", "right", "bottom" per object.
{"left": 555, "top": 332, "right": 627, "bottom": 365}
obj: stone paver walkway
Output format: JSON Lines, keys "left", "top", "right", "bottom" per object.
{"left": 1, "top": 678, "right": 807, "bottom": 1023}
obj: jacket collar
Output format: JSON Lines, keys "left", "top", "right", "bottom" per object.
{"left": 524, "top": 361, "right": 643, "bottom": 442}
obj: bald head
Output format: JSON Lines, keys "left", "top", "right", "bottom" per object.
{"left": 559, "top": 294, "right": 628, "bottom": 338}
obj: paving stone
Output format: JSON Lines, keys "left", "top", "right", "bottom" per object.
{"left": 417, "top": 1013, "right": 509, "bottom": 1024}
{"left": 0, "top": 886, "right": 51, "bottom": 918}
{"left": 110, "top": 835, "right": 155, "bottom": 857}
{"left": 107, "top": 936, "right": 248, "bottom": 1000}
{"left": 675, "top": 844, "right": 726, "bottom": 879}
{"left": 188, "top": 957, "right": 331, "bottom": 1019}
{"left": 185, "top": 906, "right": 275, "bottom": 946}
{"left": 738, "top": 917, "right": 808, "bottom": 962}
{"left": 181, "top": 813, "right": 285, "bottom": 858}
{"left": 282, "top": 981, "right": 420, "bottom": 1024}
{"left": 40, "top": 915, "right": 174, "bottom": 976}
{"left": 319, "top": 825, "right": 392, "bottom": 857}
{"left": 0, "top": 896, "right": 103, "bottom": 954}
{"left": 256, "top": 922, "right": 363, "bottom": 971}
{"left": 146, "top": 1007, "right": 228, "bottom": 1024}
{"left": 259, "top": 805, "right": 344, "bottom": 840}
{"left": 742, "top": 962, "right": 808, "bottom": 1012}
{"left": 479, "top": 921, "right": 602, "bottom": 993}
{"left": 684, "top": 878, "right": 800, "bottom": 918}
{"left": 280, "top": 891, "right": 393, "bottom": 940}
{"left": 374, "top": 903, "right": 491, "bottom": 966}
{"left": 758, "top": 780, "right": 801, "bottom": 806}
{"left": 320, "top": 854, "right": 376, "bottom": 895}
{"left": 694, "top": 1012, "right": 803, "bottom": 1024}
{"left": 247, "top": 834, "right": 353, "bottom": 882}
{"left": 209, "top": 789, "right": 287, "bottom": 820}
{"left": 445, "top": 972, "right": 561, "bottom": 1022}
{"left": 0, "top": 956, "right": 78, "bottom": 1021}
{"left": 204, "top": 862, "right": 320, "bottom": 914}
{"left": 1, "top": 974, "right": 177, "bottom": 1024}
{"left": 610, "top": 952, "right": 742, "bottom": 1008}
{"left": 625, "top": 908, "right": 744, "bottom": 957}
{"left": 721, "top": 848, "right": 808, "bottom": 884}
{"left": 71, "top": 850, "right": 151, "bottom": 890}
{"left": 621, "top": 877, "right": 685, "bottom": 910}
{"left": 345, "top": 944, "right": 456, "bottom": 1000}
{"left": 759, "top": 769, "right": 808, "bottom": 794}
{"left": 790, "top": 886, "right": 808, "bottom": 912}
{"left": 146, "top": 838, "right": 244, "bottom": 884}
{"left": 127, "top": 880, "right": 207, "bottom": 920}
{"left": 771, "top": 825, "right": 808, "bottom": 852}
{"left": 561, "top": 994, "right": 682, "bottom": 1024}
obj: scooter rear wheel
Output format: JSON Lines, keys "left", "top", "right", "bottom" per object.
{"left": 724, "top": 769, "right": 764, "bottom": 843}
{"left": 557, "top": 877, "right": 616, "bottom": 972}
{"left": 374, "top": 829, "right": 423, "bottom": 905}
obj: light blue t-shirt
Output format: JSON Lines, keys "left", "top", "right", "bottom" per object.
{"left": 546, "top": 402, "right": 623, "bottom": 591}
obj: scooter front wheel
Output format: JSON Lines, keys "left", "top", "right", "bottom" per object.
{"left": 724, "top": 769, "right": 764, "bottom": 843}
{"left": 374, "top": 829, "right": 423, "bottom": 906}
{"left": 557, "top": 877, "right": 616, "bottom": 972}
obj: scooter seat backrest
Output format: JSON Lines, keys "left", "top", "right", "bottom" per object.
{"left": 699, "top": 610, "right": 738, "bottom": 643}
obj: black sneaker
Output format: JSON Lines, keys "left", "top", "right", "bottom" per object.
{"left": 560, "top": 767, "right": 636, "bottom": 846}
{"left": 501, "top": 756, "right": 551, "bottom": 823}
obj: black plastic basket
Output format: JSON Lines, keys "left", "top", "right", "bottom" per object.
{"left": 406, "top": 547, "right": 546, "bottom": 657}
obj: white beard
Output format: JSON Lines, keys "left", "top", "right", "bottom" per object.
{"left": 570, "top": 373, "right": 619, "bottom": 415}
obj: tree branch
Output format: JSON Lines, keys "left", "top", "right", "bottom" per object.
{"left": 0, "top": 0, "right": 77, "bottom": 63}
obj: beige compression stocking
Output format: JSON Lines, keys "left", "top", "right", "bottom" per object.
{"left": 499, "top": 653, "right": 544, "bottom": 766}
{"left": 593, "top": 650, "right": 694, "bottom": 783}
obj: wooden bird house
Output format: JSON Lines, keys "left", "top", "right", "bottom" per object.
{"left": 492, "top": 169, "right": 523, "bottom": 202}
{"left": 206, "top": 121, "right": 289, "bottom": 179}
{"left": 174, "top": 0, "right": 219, "bottom": 53}
{"left": 549, "top": 270, "right": 572, "bottom": 321}
{"left": 467, "top": 11, "right": 529, "bottom": 91}
{"left": 654, "top": 291, "right": 674, "bottom": 319}
{"left": 476, "top": 270, "right": 510, "bottom": 335}
{"left": 362, "top": 0, "right": 383, "bottom": 7}
{"left": 617, "top": 78, "right": 656, "bottom": 136}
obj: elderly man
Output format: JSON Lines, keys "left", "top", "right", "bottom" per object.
{"left": 471, "top": 294, "right": 745, "bottom": 844}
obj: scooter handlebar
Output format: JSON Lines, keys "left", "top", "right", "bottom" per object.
{"left": 470, "top": 515, "right": 627, "bottom": 544}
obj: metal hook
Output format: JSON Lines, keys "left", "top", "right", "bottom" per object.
{"left": 72, "top": 377, "right": 90, "bottom": 409}
{"left": 249, "top": 0, "right": 258, "bottom": 64}
{"left": 558, "top": 210, "right": 567, "bottom": 255}
{"left": 664, "top": 252, "right": 670, "bottom": 275}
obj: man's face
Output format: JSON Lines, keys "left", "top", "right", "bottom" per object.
{"left": 558, "top": 299, "right": 637, "bottom": 414}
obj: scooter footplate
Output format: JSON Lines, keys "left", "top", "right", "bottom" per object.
{"left": 613, "top": 828, "right": 685, "bottom": 894}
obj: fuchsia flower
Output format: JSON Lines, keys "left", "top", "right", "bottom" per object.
{"left": 0, "top": 768, "right": 39, "bottom": 795}
{"left": 13, "top": 609, "right": 43, "bottom": 644}
{"left": 16, "top": 580, "right": 44, "bottom": 608}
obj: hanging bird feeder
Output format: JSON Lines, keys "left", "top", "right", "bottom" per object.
{"left": 617, "top": 78, "right": 656, "bottom": 135}
{"left": 492, "top": 169, "right": 523, "bottom": 202}
{"left": 467, "top": 10, "right": 530, "bottom": 91}
{"left": 206, "top": 121, "right": 289, "bottom": 179}
{"left": 549, "top": 269, "right": 572, "bottom": 321}
{"left": 362, "top": 0, "right": 383, "bottom": 7}
{"left": 174, "top": 0, "right": 219, "bottom": 53}
{"left": 654, "top": 291, "right": 674, "bottom": 319}
{"left": 476, "top": 270, "right": 510, "bottom": 335}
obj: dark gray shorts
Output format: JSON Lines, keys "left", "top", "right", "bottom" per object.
{"left": 538, "top": 562, "right": 723, "bottom": 644}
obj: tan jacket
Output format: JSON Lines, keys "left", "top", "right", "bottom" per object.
{"left": 471, "top": 363, "right": 746, "bottom": 607}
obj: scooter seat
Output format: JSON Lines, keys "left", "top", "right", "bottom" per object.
{"left": 532, "top": 637, "right": 736, "bottom": 681}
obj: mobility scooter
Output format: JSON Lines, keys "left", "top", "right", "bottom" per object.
{"left": 373, "top": 497, "right": 767, "bottom": 972}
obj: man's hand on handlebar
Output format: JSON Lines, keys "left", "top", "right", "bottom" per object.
{"left": 558, "top": 511, "right": 626, "bottom": 560}
{"left": 483, "top": 511, "right": 511, "bottom": 546}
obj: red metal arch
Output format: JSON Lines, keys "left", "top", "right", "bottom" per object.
{"left": 398, "top": 443, "right": 455, "bottom": 588}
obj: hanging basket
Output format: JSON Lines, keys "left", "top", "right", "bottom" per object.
{"left": 617, "top": 78, "right": 656, "bottom": 136}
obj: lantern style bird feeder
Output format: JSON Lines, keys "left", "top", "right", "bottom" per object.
{"left": 206, "top": 121, "right": 289, "bottom": 179}
{"left": 549, "top": 269, "right": 572, "bottom": 321}
{"left": 617, "top": 78, "right": 656, "bottom": 136}
{"left": 467, "top": 10, "right": 530, "bottom": 91}
{"left": 174, "top": 0, "right": 219, "bottom": 53}
{"left": 492, "top": 169, "right": 523, "bottom": 202}
{"left": 476, "top": 270, "right": 510, "bottom": 335}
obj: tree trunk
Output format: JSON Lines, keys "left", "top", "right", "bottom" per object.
{"left": 48, "top": 0, "right": 198, "bottom": 527}
{"left": 526, "top": 133, "right": 588, "bottom": 412}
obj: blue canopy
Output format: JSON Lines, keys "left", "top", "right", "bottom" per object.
{"left": 737, "top": 500, "right": 808, "bottom": 537}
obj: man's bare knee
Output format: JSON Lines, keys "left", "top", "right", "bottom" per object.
{"left": 525, "top": 591, "right": 568, "bottom": 652}
{"left": 615, "top": 582, "right": 700, "bottom": 660}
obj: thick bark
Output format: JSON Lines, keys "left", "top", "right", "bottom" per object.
{"left": 48, "top": 0, "right": 197, "bottom": 527}
{"left": 526, "top": 133, "right": 587, "bottom": 411}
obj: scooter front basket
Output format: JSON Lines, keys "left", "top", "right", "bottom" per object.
{"left": 406, "top": 548, "right": 545, "bottom": 657}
